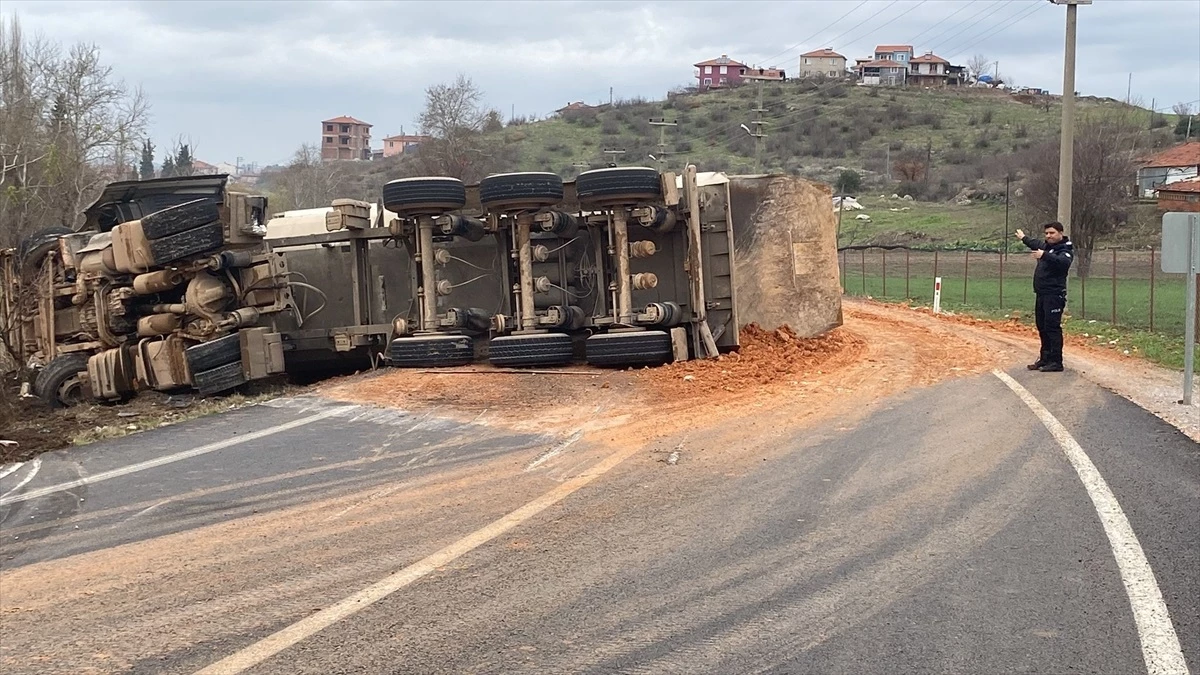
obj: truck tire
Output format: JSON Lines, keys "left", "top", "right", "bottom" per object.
{"left": 575, "top": 167, "right": 661, "bottom": 206}
{"left": 184, "top": 333, "right": 242, "bottom": 373}
{"left": 387, "top": 335, "right": 474, "bottom": 368}
{"left": 148, "top": 221, "right": 225, "bottom": 264}
{"left": 33, "top": 353, "right": 90, "bottom": 408}
{"left": 192, "top": 361, "right": 247, "bottom": 395}
{"left": 140, "top": 199, "right": 221, "bottom": 240}
{"left": 585, "top": 331, "right": 673, "bottom": 368}
{"left": 17, "top": 226, "right": 74, "bottom": 276}
{"left": 479, "top": 172, "right": 563, "bottom": 210}
{"left": 382, "top": 177, "right": 467, "bottom": 215}
{"left": 488, "top": 333, "right": 574, "bottom": 367}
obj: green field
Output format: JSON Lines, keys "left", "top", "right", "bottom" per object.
{"left": 838, "top": 249, "right": 1196, "bottom": 368}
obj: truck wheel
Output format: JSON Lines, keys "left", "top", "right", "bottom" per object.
{"left": 488, "top": 333, "right": 574, "bottom": 367}
{"left": 382, "top": 177, "right": 467, "bottom": 216}
{"left": 17, "top": 226, "right": 74, "bottom": 276}
{"left": 575, "top": 167, "right": 662, "bottom": 207}
{"left": 479, "top": 172, "right": 563, "bottom": 210}
{"left": 184, "top": 334, "right": 242, "bottom": 373}
{"left": 192, "top": 361, "right": 247, "bottom": 395}
{"left": 140, "top": 199, "right": 221, "bottom": 240}
{"left": 33, "top": 353, "right": 90, "bottom": 408}
{"left": 585, "top": 331, "right": 673, "bottom": 368}
{"left": 148, "top": 221, "right": 225, "bottom": 264}
{"left": 387, "top": 335, "right": 474, "bottom": 368}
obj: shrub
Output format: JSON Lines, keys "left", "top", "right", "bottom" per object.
{"left": 981, "top": 108, "right": 994, "bottom": 124}
{"left": 949, "top": 136, "right": 963, "bottom": 149}
{"left": 835, "top": 169, "right": 862, "bottom": 194}
{"left": 888, "top": 140, "right": 905, "bottom": 151}
{"left": 601, "top": 119, "right": 620, "bottom": 136}
{"left": 974, "top": 133, "right": 991, "bottom": 149}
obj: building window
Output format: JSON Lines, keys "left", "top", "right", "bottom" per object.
{"left": 341, "top": 125, "right": 350, "bottom": 133}
{"left": 804, "top": 58, "right": 810, "bottom": 64}
{"left": 703, "top": 78, "right": 711, "bottom": 86}
{"left": 325, "top": 137, "right": 333, "bottom": 144}
{"left": 325, "top": 124, "right": 333, "bottom": 132}
{"left": 341, "top": 138, "right": 349, "bottom": 145}
{"left": 719, "top": 77, "right": 727, "bottom": 85}
{"left": 739, "top": 68, "right": 746, "bottom": 75}
{"left": 829, "top": 58, "right": 836, "bottom": 65}
{"left": 719, "top": 65, "right": 727, "bottom": 75}
{"left": 897, "top": 53, "right": 907, "bottom": 62}
{"left": 829, "top": 71, "right": 837, "bottom": 77}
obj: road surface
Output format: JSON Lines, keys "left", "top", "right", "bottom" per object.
{"left": 1, "top": 309, "right": 1197, "bottom": 675}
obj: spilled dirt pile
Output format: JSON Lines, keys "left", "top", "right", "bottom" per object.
{"left": 641, "top": 325, "right": 866, "bottom": 398}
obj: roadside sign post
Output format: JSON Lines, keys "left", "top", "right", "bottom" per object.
{"left": 1161, "top": 212, "right": 1199, "bottom": 405}
{"left": 933, "top": 277, "right": 942, "bottom": 314}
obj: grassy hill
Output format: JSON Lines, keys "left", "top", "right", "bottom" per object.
{"left": 487, "top": 83, "right": 1171, "bottom": 195}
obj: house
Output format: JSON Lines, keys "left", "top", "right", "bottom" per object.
{"left": 694, "top": 54, "right": 748, "bottom": 90}
{"left": 382, "top": 134, "right": 430, "bottom": 158}
{"left": 1137, "top": 142, "right": 1200, "bottom": 197}
{"left": 873, "top": 44, "right": 914, "bottom": 67}
{"left": 321, "top": 115, "right": 372, "bottom": 161}
{"left": 857, "top": 59, "right": 908, "bottom": 86}
{"left": 908, "top": 52, "right": 952, "bottom": 88}
{"left": 744, "top": 66, "right": 786, "bottom": 82}
{"left": 191, "top": 159, "right": 221, "bottom": 176}
{"left": 1154, "top": 176, "right": 1200, "bottom": 212}
{"left": 555, "top": 101, "right": 594, "bottom": 115}
{"left": 799, "top": 48, "right": 847, "bottom": 78}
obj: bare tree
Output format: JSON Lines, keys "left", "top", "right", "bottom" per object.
{"left": 1020, "top": 110, "right": 1146, "bottom": 278}
{"left": 893, "top": 149, "right": 927, "bottom": 182}
{"left": 0, "top": 16, "right": 149, "bottom": 247}
{"left": 265, "top": 144, "right": 346, "bottom": 213}
{"left": 966, "top": 54, "right": 992, "bottom": 82}
{"left": 416, "top": 75, "right": 496, "bottom": 181}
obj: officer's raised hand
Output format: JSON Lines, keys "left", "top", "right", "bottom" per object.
{"left": 1015, "top": 228, "right": 1025, "bottom": 240}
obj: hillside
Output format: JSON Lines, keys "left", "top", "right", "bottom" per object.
{"left": 484, "top": 83, "right": 1170, "bottom": 199}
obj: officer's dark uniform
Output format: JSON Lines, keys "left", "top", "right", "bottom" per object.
{"left": 1021, "top": 232, "right": 1073, "bottom": 369}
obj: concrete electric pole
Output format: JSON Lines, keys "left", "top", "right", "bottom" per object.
{"left": 1050, "top": 0, "right": 1089, "bottom": 238}
{"left": 743, "top": 72, "right": 775, "bottom": 174}
{"left": 648, "top": 118, "right": 678, "bottom": 172}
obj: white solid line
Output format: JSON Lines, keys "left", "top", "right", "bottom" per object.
{"left": 0, "top": 459, "right": 41, "bottom": 502}
{"left": 994, "top": 370, "right": 1190, "bottom": 675}
{"left": 526, "top": 431, "right": 582, "bottom": 471}
{"left": 195, "top": 434, "right": 637, "bottom": 675}
{"left": 0, "top": 407, "right": 353, "bottom": 507}
{"left": 0, "top": 461, "right": 25, "bottom": 482}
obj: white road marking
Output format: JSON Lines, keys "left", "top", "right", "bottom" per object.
{"left": 0, "top": 461, "right": 25, "bottom": 481}
{"left": 0, "top": 459, "right": 41, "bottom": 501}
{"left": 525, "top": 431, "right": 583, "bottom": 471}
{"left": 0, "top": 407, "right": 353, "bottom": 507}
{"left": 195, "top": 433, "right": 638, "bottom": 675}
{"left": 994, "top": 370, "right": 1190, "bottom": 675}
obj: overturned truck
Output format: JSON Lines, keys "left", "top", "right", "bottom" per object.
{"left": 1, "top": 167, "right": 842, "bottom": 407}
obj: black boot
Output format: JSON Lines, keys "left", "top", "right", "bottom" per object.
{"left": 1027, "top": 359, "right": 1046, "bottom": 371}
{"left": 1038, "top": 362, "right": 1064, "bottom": 372}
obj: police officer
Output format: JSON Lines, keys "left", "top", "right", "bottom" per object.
{"left": 1015, "top": 222, "right": 1073, "bottom": 372}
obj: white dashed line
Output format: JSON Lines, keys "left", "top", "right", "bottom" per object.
{"left": 994, "top": 370, "right": 1190, "bottom": 675}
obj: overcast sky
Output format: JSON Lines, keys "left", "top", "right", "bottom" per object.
{"left": 5, "top": 0, "right": 1199, "bottom": 168}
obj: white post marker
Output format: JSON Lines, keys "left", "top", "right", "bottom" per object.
{"left": 1160, "top": 212, "right": 1199, "bottom": 406}
{"left": 933, "top": 276, "right": 942, "bottom": 314}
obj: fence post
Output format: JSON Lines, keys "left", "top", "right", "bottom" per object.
{"left": 861, "top": 248, "right": 866, "bottom": 295}
{"left": 934, "top": 250, "right": 939, "bottom": 303}
{"left": 905, "top": 249, "right": 911, "bottom": 300}
{"left": 963, "top": 250, "right": 969, "bottom": 305}
{"left": 841, "top": 249, "right": 847, "bottom": 290}
{"left": 1150, "top": 247, "right": 1156, "bottom": 332}
{"left": 1081, "top": 273, "right": 1086, "bottom": 320}
{"left": 999, "top": 250, "right": 1004, "bottom": 308}
{"left": 882, "top": 249, "right": 888, "bottom": 298}
{"left": 1111, "top": 248, "right": 1117, "bottom": 326}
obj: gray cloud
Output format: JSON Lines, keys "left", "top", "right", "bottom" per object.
{"left": 5, "top": 0, "right": 1198, "bottom": 167}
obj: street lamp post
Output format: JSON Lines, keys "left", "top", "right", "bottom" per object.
{"left": 1049, "top": 0, "right": 1090, "bottom": 238}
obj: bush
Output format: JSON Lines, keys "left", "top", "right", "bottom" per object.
{"left": 889, "top": 140, "right": 905, "bottom": 151}
{"left": 974, "top": 133, "right": 991, "bottom": 149}
{"left": 835, "top": 169, "right": 862, "bottom": 194}
{"left": 711, "top": 108, "right": 730, "bottom": 123}
{"left": 601, "top": 119, "right": 620, "bottom": 136}
{"left": 981, "top": 108, "right": 994, "bottom": 124}
{"left": 1013, "top": 123, "right": 1028, "bottom": 138}
{"left": 949, "top": 136, "right": 963, "bottom": 149}
{"left": 676, "top": 140, "right": 693, "bottom": 153}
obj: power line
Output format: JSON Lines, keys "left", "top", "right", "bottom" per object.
{"left": 756, "top": 0, "right": 872, "bottom": 67}
{"left": 940, "top": 1, "right": 1046, "bottom": 61}
{"left": 922, "top": 0, "right": 1013, "bottom": 52}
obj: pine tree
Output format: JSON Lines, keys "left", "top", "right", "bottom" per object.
{"left": 139, "top": 139, "right": 156, "bottom": 180}
{"left": 174, "top": 144, "right": 194, "bottom": 176}
{"left": 161, "top": 156, "right": 176, "bottom": 178}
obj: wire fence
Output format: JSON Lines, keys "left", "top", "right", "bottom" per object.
{"left": 838, "top": 247, "right": 1196, "bottom": 336}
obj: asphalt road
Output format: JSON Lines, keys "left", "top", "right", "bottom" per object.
{"left": 1, "top": 369, "right": 1197, "bottom": 675}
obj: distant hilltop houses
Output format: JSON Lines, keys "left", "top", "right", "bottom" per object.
{"left": 317, "top": 115, "right": 432, "bottom": 162}
{"left": 692, "top": 44, "right": 1036, "bottom": 92}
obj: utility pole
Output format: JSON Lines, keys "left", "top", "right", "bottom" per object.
{"left": 602, "top": 148, "right": 626, "bottom": 167}
{"left": 743, "top": 72, "right": 774, "bottom": 173}
{"left": 1050, "top": 0, "right": 1088, "bottom": 238}
{"left": 924, "top": 137, "right": 932, "bottom": 185}
{"left": 886, "top": 146, "right": 891, "bottom": 181}
{"left": 648, "top": 118, "right": 678, "bottom": 173}
{"left": 1126, "top": 72, "right": 1132, "bottom": 103}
